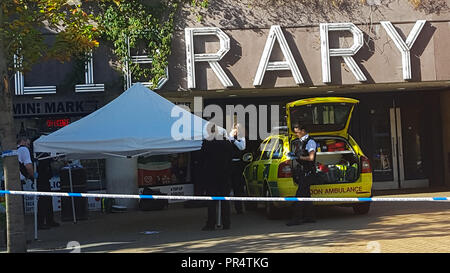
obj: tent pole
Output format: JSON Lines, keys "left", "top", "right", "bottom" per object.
{"left": 68, "top": 166, "right": 77, "bottom": 224}
{"left": 217, "top": 200, "right": 222, "bottom": 228}
{"left": 33, "top": 154, "right": 38, "bottom": 240}
{"left": 36, "top": 154, "right": 65, "bottom": 161}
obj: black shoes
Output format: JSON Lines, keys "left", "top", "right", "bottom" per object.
{"left": 201, "top": 225, "right": 231, "bottom": 230}
{"left": 286, "top": 220, "right": 301, "bottom": 226}
{"left": 38, "top": 221, "right": 60, "bottom": 230}
{"left": 286, "top": 219, "right": 316, "bottom": 226}
{"left": 37, "top": 224, "right": 50, "bottom": 230}
{"left": 201, "top": 225, "right": 215, "bottom": 231}
{"left": 47, "top": 221, "right": 60, "bottom": 227}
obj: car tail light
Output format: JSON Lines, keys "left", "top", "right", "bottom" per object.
{"left": 278, "top": 160, "right": 292, "bottom": 178}
{"left": 361, "top": 156, "right": 372, "bottom": 173}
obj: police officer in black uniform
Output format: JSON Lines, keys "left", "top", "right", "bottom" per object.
{"left": 287, "top": 123, "right": 317, "bottom": 226}
{"left": 200, "top": 124, "right": 233, "bottom": 230}
{"left": 36, "top": 154, "right": 60, "bottom": 230}
{"left": 228, "top": 123, "right": 246, "bottom": 214}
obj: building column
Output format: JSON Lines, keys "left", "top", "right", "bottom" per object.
{"left": 105, "top": 157, "right": 138, "bottom": 209}
{"left": 440, "top": 90, "right": 450, "bottom": 187}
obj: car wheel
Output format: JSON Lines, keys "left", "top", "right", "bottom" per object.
{"left": 353, "top": 202, "right": 371, "bottom": 215}
{"left": 244, "top": 184, "right": 258, "bottom": 210}
{"left": 264, "top": 184, "right": 282, "bottom": 220}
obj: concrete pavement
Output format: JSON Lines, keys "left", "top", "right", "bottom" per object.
{"left": 1, "top": 190, "right": 450, "bottom": 253}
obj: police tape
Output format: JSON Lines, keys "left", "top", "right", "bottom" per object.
{"left": 0, "top": 190, "right": 449, "bottom": 202}
{"left": 1, "top": 150, "right": 18, "bottom": 158}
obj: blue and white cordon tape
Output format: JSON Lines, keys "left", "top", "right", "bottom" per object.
{"left": 0, "top": 190, "right": 449, "bottom": 202}
{"left": 1, "top": 150, "right": 18, "bottom": 158}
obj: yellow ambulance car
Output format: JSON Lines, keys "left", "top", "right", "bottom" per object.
{"left": 243, "top": 97, "right": 373, "bottom": 219}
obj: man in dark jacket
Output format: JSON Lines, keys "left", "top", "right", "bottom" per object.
{"left": 200, "top": 124, "right": 233, "bottom": 230}
{"left": 36, "top": 154, "right": 60, "bottom": 229}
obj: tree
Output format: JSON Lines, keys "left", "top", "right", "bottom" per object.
{"left": 0, "top": 0, "right": 207, "bottom": 253}
{"left": 0, "top": 0, "right": 115, "bottom": 253}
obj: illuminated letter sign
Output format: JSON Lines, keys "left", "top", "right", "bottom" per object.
{"left": 381, "top": 20, "right": 426, "bottom": 80}
{"left": 15, "top": 51, "right": 104, "bottom": 95}
{"left": 185, "top": 27, "right": 232, "bottom": 89}
{"left": 75, "top": 51, "right": 105, "bottom": 93}
{"left": 124, "top": 35, "right": 169, "bottom": 90}
{"left": 253, "top": 25, "right": 304, "bottom": 86}
{"left": 320, "top": 23, "right": 367, "bottom": 83}
{"left": 14, "top": 54, "right": 56, "bottom": 95}
{"left": 124, "top": 55, "right": 169, "bottom": 90}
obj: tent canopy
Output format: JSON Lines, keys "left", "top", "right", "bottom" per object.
{"left": 33, "top": 83, "right": 212, "bottom": 159}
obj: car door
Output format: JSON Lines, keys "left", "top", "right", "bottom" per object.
{"left": 245, "top": 138, "right": 269, "bottom": 197}
{"left": 255, "top": 137, "right": 279, "bottom": 196}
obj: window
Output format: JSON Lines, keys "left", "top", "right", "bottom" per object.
{"left": 290, "top": 103, "right": 352, "bottom": 132}
{"left": 272, "top": 139, "right": 284, "bottom": 159}
{"left": 258, "top": 139, "right": 269, "bottom": 160}
{"left": 261, "top": 138, "right": 279, "bottom": 160}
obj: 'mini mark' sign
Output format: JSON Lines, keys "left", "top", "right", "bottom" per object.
{"left": 13, "top": 100, "right": 99, "bottom": 117}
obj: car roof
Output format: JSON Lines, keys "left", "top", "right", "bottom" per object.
{"left": 286, "top": 97, "right": 359, "bottom": 107}
{"left": 263, "top": 134, "right": 289, "bottom": 141}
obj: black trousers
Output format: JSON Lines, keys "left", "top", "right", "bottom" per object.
{"left": 230, "top": 160, "right": 245, "bottom": 213}
{"left": 291, "top": 174, "right": 316, "bottom": 221}
{"left": 205, "top": 177, "right": 231, "bottom": 227}
{"left": 37, "top": 196, "right": 55, "bottom": 225}
{"left": 20, "top": 180, "right": 27, "bottom": 215}
{"left": 37, "top": 179, "right": 55, "bottom": 225}
{"left": 206, "top": 200, "right": 231, "bottom": 227}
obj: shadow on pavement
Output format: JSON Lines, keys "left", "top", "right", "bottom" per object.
{"left": 2, "top": 195, "right": 445, "bottom": 253}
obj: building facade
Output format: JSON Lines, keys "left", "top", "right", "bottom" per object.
{"left": 5, "top": 0, "right": 450, "bottom": 197}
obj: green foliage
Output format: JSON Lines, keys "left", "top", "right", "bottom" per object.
{"left": 98, "top": 0, "right": 179, "bottom": 89}
{"left": 0, "top": 0, "right": 210, "bottom": 89}
{"left": 98, "top": 0, "right": 210, "bottom": 88}
{"left": 191, "top": 0, "right": 209, "bottom": 9}
{"left": 0, "top": 0, "right": 110, "bottom": 73}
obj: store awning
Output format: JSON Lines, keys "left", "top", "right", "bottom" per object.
{"left": 33, "top": 83, "right": 211, "bottom": 159}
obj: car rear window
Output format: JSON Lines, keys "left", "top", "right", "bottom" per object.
{"left": 290, "top": 103, "right": 352, "bottom": 132}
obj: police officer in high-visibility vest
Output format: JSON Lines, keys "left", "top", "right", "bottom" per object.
{"left": 287, "top": 123, "right": 317, "bottom": 226}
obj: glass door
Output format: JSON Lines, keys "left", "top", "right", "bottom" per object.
{"left": 396, "top": 103, "right": 428, "bottom": 188}
{"left": 369, "top": 101, "right": 398, "bottom": 189}
{"left": 369, "top": 96, "right": 429, "bottom": 190}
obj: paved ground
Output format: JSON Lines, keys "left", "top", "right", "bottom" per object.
{"left": 1, "top": 189, "right": 450, "bottom": 253}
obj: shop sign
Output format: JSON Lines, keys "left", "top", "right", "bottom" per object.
{"left": 46, "top": 118, "right": 71, "bottom": 128}
{"left": 13, "top": 100, "right": 99, "bottom": 117}
{"left": 14, "top": 51, "right": 104, "bottom": 96}
{"left": 138, "top": 184, "right": 194, "bottom": 203}
{"left": 186, "top": 20, "right": 426, "bottom": 88}
{"left": 13, "top": 20, "right": 427, "bottom": 95}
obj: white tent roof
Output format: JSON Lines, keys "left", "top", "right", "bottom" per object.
{"left": 33, "top": 83, "right": 212, "bottom": 159}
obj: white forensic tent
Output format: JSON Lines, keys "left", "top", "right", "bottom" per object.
{"left": 31, "top": 83, "right": 218, "bottom": 239}
{"left": 34, "top": 83, "right": 211, "bottom": 158}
